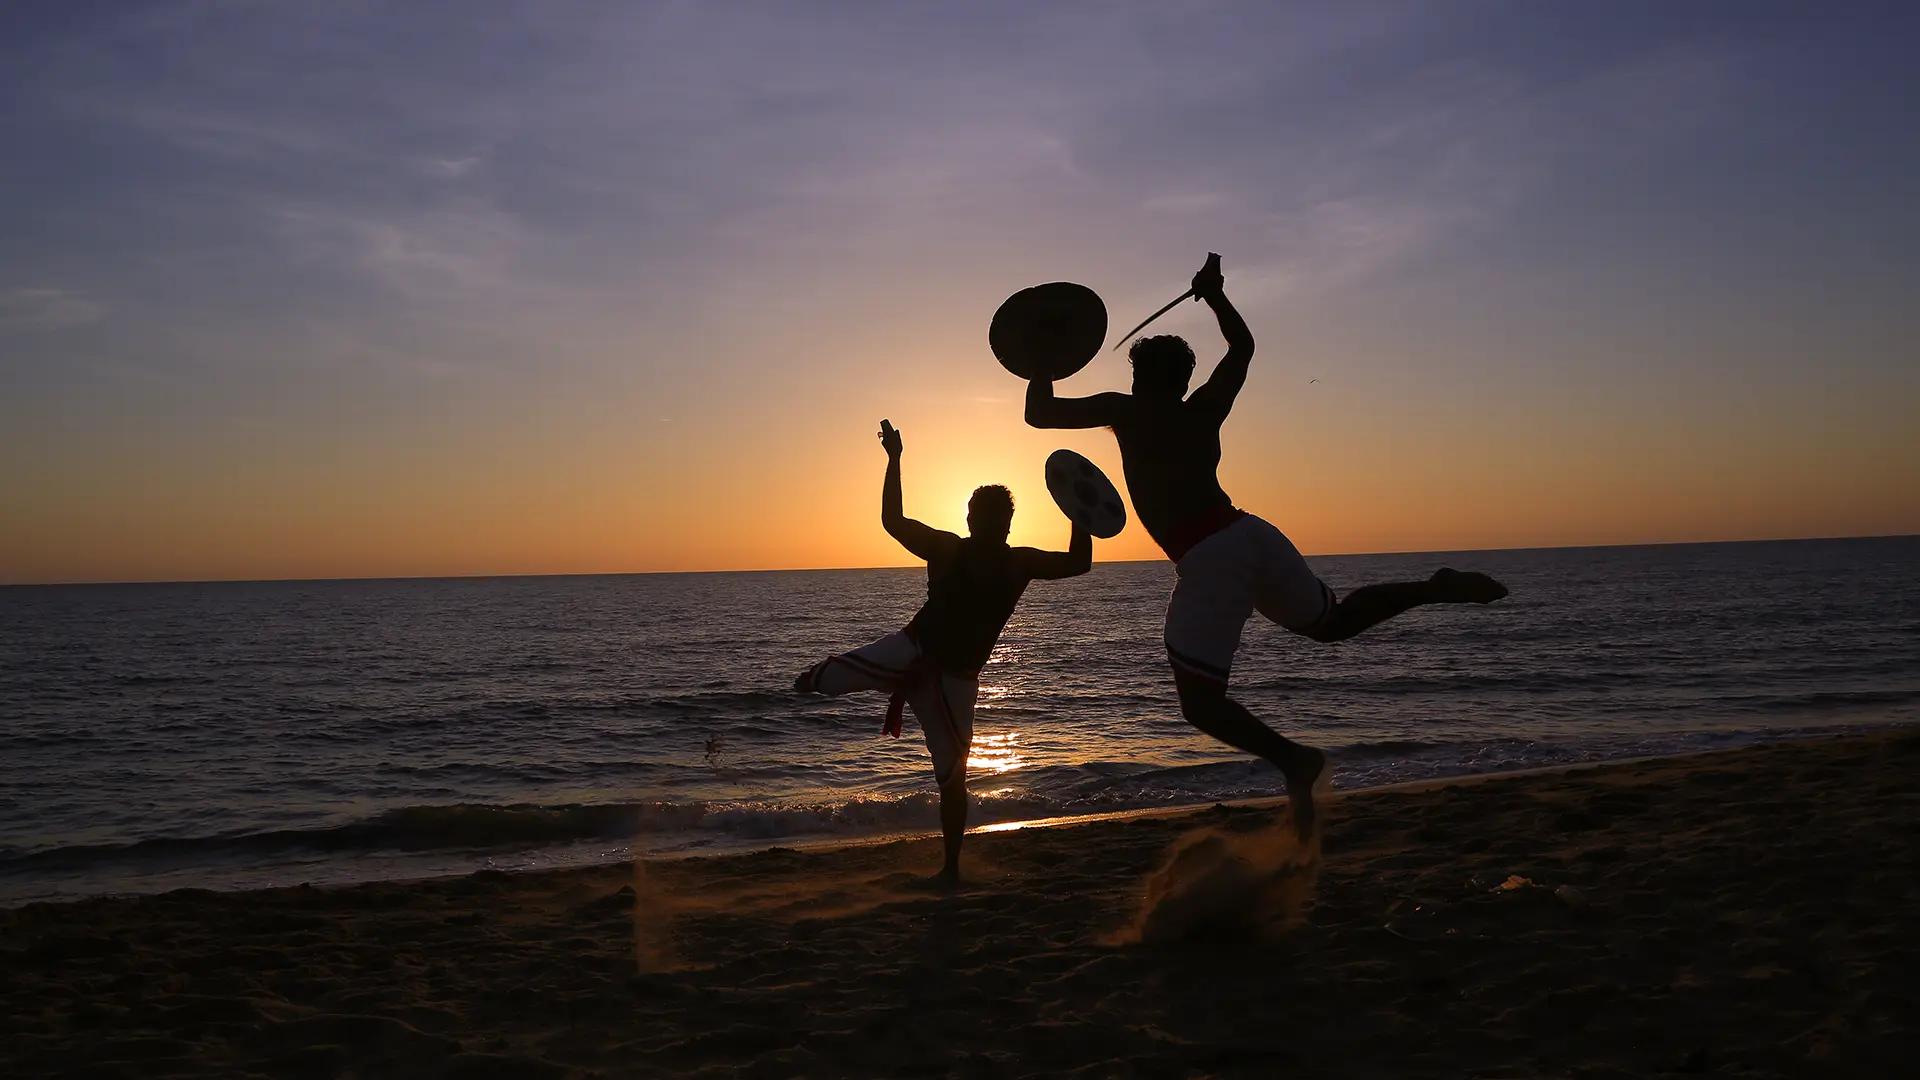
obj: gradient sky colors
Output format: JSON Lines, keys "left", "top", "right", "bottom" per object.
{"left": 3, "top": 1, "right": 1917, "bottom": 584}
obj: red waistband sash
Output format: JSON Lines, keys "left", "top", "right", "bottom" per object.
{"left": 882, "top": 653, "right": 978, "bottom": 737}
{"left": 1160, "top": 505, "right": 1248, "bottom": 563}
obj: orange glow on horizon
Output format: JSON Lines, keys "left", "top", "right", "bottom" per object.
{"left": 3, "top": 309, "right": 1916, "bottom": 585}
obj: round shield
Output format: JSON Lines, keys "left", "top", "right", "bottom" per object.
{"left": 989, "top": 282, "right": 1106, "bottom": 380}
{"left": 1045, "top": 449, "right": 1127, "bottom": 539}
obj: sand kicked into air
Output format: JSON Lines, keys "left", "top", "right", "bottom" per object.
{"left": 1120, "top": 811, "right": 1321, "bottom": 944}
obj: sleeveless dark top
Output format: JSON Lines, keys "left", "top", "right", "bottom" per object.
{"left": 905, "top": 538, "right": 1030, "bottom": 674}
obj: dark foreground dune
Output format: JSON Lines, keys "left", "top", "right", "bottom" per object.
{"left": 5, "top": 730, "right": 1915, "bottom": 1078}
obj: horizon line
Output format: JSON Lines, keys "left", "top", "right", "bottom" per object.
{"left": 3, "top": 531, "right": 1913, "bottom": 589}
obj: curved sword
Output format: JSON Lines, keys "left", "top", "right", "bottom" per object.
{"left": 1110, "top": 252, "right": 1221, "bottom": 350}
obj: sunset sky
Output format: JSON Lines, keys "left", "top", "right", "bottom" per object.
{"left": 3, "top": 1, "right": 1917, "bottom": 584}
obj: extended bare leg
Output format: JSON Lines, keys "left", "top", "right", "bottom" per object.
{"left": 1304, "top": 568, "right": 1507, "bottom": 643}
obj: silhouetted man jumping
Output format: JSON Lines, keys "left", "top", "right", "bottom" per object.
{"left": 1025, "top": 256, "right": 1507, "bottom": 837}
{"left": 794, "top": 421, "right": 1091, "bottom": 886}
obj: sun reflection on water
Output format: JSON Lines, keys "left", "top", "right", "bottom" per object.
{"left": 967, "top": 730, "right": 1027, "bottom": 774}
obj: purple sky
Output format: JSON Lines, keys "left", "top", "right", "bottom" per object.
{"left": 3, "top": 1, "right": 1917, "bottom": 581}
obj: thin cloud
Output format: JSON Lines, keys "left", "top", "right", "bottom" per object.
{"left": 0, "top": 289, "right": 106, "bottom": 331}
{"left": 1142, "top": 192, "right": 1227, "bottom": 215}
{"left": 422, "top": 155, "right": 483, "bottom": 179}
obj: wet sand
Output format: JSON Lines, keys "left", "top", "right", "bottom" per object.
{"left": 4, "top": 730, "right": 1914, "bottom": 1078}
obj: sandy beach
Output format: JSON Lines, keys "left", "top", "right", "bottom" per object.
{"left": 4, "top": 729, "right": 1914, "bottom": 1078}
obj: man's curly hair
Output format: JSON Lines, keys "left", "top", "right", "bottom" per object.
{"left": 969, "top": 484, "right": 1014, "bottom": 528}
{"left": 1128, "top": 334, "right": 1196, "bottom": 394}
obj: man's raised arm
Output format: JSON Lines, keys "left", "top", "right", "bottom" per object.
{"left": 1186, "top": 259, "right": 1256, "bottom": 420}
{"left": 1025, "top": 379, "right": 1127, "bottom": 429}
{"left": 878, "top": 421, "right": 956, "bottom": 560}
{"left": 1015, "top": 522, "right": 1093, "bottom": 580}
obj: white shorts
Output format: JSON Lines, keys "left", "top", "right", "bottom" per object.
{"left": 799, "top": 631, "right": 977, "bottom": 785}
{"left": 1164, "top": 515, "right": 1335, "bottom": 685}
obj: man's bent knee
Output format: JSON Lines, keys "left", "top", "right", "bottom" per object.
{"left": 1300, "top": 620, "right": 1349, "bottom": 644}
{"left": 938, "top": 762, "right": 968, "bottom": 792}
{"left": 1173, "top": 667, "right": 1229, "bottom": 719}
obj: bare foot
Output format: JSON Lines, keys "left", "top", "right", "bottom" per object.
{"left": 914, "top": 868, "right": 962, "bottom": 893}
{"left": 1282, "top": 745, "right": 1329, "bottom": 840}
{"left": 1429, "top": 567, "right": 1508, "bottom": 604}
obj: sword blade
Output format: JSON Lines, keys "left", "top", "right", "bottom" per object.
{"left": 1110, "top": 288, "right": 1195, "bottom": 350}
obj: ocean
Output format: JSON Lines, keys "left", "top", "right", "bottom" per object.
{"left": 2, "top": 536, "right": 1915, "bottom": 905}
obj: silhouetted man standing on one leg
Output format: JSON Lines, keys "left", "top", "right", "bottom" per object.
{"left": 795, "top": 421, "right": 1091, "bottom": 887}
{"left": 1025, "top": 256, "right": 1507, "bottom": 838}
